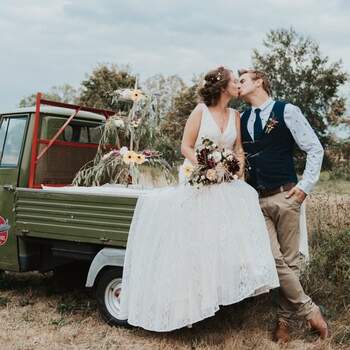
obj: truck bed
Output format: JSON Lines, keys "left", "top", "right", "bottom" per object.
{"left": 14, "top": 186, "right": 148, "bottom": 247}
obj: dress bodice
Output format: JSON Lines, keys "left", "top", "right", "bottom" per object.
{"left": 194, "top": 104, "right": 237, "bottom": 151}
{"left": 179, "top": 105, "right": 237, "bottom": 183}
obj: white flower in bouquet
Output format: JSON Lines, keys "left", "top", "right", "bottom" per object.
{"left": 123, "top": 151, "right": 138, "bottom": 164}
{"left": 206, "top": 169, "right": 217, "bottom": 181}
{"left": 120, "top": 146, "right": 129, "bottom": 156}
{"left": 183, "top": 164, "right": 194, "bottom": 178}
{"left": 113, "top": 119, "right": 125, "bottom": 128}
{"left": 211, "top": 151, "right": 222, "bottom": 163}
{"left": 223, "top": 149, "right": 233, "bottom": 158}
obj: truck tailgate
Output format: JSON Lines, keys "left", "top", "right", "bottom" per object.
{"left": 14, "top": 188, "right": 138, "bottom": 247}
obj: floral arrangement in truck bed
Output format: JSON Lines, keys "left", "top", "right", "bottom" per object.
{"left": 72, "top": 80, "right": 173, "bottom": 187}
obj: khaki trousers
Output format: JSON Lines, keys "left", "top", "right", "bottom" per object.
{"left": 259, "top": 192, "right": 318, "bottom": 322}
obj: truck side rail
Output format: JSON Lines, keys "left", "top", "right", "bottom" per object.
{"left": 14, "top": 188, "right": 139, "bottom": 247}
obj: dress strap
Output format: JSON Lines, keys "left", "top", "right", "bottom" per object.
{"left": 229, "top": 108, "right": 235, "bottom": 127}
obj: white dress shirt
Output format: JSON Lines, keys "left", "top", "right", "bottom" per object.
{"left": 245, "top": 98, "right": 324, "bottom": 194}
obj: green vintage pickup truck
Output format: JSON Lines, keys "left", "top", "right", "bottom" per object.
{"left": 0, "top": 94, "right": 146, "bottom": 326}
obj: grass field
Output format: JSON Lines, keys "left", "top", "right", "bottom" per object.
{"left": 0, "top": 177, "right": 349, "bottom": 350}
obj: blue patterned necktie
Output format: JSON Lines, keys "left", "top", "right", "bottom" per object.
{"left": 254, "top": 108, "right": 263, "bottom": 140}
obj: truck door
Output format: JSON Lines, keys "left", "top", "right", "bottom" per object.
{"left": 0, "top": 115, "right": 28, "bottom": 271}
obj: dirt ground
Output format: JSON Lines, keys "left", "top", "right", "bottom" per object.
{"left": 0, "top": 274, "right": 345, "bottom": 350}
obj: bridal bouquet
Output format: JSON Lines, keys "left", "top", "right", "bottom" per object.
{"left": 184, "top": 138, "right": 240, "bottom": 187}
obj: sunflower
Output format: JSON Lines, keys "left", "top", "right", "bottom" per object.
{"left": 183, "top": 164, "right": 194, "bottom": 178}
{"left": 123, "top": 151, "right": 138, "bottom": 164}
{"left": 135, "top": 153, "right": 146, "bottom": 165}
{"left": 131, "top": 89, "right": 144, "bottom": 102}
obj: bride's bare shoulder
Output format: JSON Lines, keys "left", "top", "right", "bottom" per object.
{"left": 194, "top": 102, "right": 206, "bottom": 112}
{"left": 187, "top": 103, "right": 205, "bottom": 121}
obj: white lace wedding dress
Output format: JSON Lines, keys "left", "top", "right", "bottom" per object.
{"left": 119, "top": 107, "right": 279, "bottom": 332}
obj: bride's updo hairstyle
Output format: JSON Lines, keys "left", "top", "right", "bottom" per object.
{"left": 198, "top": 66, "right": 232, "bottom": 107}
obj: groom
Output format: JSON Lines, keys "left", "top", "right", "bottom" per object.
{"left": 237, "top": 69, "right": 329, "bottom": 342}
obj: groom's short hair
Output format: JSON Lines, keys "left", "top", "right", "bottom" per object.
{"left": 239, "top": 69, "right": 272, "bottom": 96}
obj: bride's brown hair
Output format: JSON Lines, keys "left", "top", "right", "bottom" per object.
{"left": 198, "top": 66, "right": 232, "bottom": 107}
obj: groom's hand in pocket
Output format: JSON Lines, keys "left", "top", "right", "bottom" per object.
{"left": 285, "top": 186, "right": 306, "bottom": 204}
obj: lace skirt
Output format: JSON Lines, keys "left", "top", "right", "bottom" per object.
{"left": 119, "top": 180, "right": 279, "bottom": 331}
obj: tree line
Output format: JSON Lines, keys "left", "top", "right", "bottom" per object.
{"left": 19, "top": 28, "right": 350, "bottom": 176}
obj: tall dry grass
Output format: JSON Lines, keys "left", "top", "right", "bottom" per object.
{"left": 302, "top": 190, "right": 350, "bottom": 347}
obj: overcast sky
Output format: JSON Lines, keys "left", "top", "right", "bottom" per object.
{"left": 0, "top": 0, "right": 349, "bottom": 111}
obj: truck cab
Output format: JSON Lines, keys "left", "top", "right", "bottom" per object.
{"left": 0, "top": 102, "right": 109, "bottom": 272}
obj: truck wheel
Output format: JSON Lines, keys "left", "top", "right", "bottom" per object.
{"left": 95, "top": 267, "right": 130, "bottom": 328}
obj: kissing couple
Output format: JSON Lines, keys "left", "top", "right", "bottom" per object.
{"left": 117, "top": 66, "right": 329, "bottom": 343}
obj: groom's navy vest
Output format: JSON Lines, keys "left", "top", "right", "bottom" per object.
{"left": 241, "top": 100, "right": 298, "bottom": 191}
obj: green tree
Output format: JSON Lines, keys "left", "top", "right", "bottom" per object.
{"left": 252, "top": 28, "right": 348, "bottom": 145}
{"left": 78, "top": 64, "right": 136, "bottom": 111}
{"left": 19, "top": 84, "right": 78, "bottom": 107}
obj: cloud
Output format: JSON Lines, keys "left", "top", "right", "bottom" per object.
{"left": 0, "top": 0, "right": 349, "bottom": 110}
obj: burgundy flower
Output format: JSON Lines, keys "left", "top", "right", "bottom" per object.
{"left": 143, "top": 150, "right": 153, "bottom": 157}
{"left": 207, "top": 160, "right": 216, "bottom": 168}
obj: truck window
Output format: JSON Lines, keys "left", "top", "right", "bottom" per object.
{"left": 89, "top": 125, "right": 103, "bottom": 144}
{"left": 0, "top": 117, "right": 9, "bottom": 160}
{"left": 63, "top": 124, "right": 102, "bottom": 144}
{"left": 42, "top": 116, "right": 103, "bottom": 145}
{"left": 0, "top": 117, "right": 27, "bottom": 167}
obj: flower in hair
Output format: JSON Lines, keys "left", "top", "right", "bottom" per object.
{"left": 216, "top": 71, "right": 223, "bottom": 80}
{"left": 206, "top": 71, "right": 224, "bottom": 84}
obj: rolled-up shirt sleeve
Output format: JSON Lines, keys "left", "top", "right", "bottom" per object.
{"left": 284, "top": 103, "right": 324, "bottom": 194}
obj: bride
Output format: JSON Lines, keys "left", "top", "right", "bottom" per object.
{"left": 118, "top": 66, "right": 279, "bottom": 332}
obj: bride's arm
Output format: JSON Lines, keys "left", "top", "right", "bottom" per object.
{"left": 181, "top": 104, "right": 203, "bottom": 165}
{"left": 234, "top": 111, "right": 245, "bottom": 180}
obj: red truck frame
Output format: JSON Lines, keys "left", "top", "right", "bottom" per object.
{"left": 28, "top": 92, "right": 116, "bottom": 188}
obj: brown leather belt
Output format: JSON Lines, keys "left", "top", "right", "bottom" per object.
{"left": 258, "top": 183, "right": 295, "bottom": 198}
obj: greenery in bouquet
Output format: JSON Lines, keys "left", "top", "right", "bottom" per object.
{"left": 72, "top": 80, "right": 173, "bottom": 186}
{"left": 184, "top": 138, "right": 240, "bottom": 188}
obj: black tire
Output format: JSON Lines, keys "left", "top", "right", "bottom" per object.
{"left": 95, "top": 267, "right": 130, "bottom": 327}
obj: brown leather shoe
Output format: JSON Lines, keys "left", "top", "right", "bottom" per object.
{"left": 308, "top": 308, "right": 330, "bottom": 339}
{"left": 273, "top": 320, "right": 290, "bottom": 343}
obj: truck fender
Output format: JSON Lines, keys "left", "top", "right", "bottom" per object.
{"left": 85, "top": 248, "right": 125, "bottom": 288}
